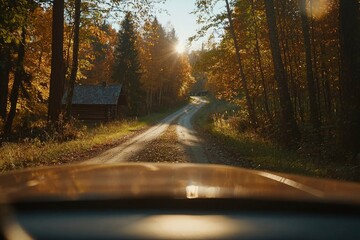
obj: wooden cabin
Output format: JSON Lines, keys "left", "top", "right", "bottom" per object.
{"left": 62, "top": 84, "right": 126, "bottom": 121}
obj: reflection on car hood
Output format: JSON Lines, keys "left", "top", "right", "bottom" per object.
{"left": 0, "top": 163, "right": 360, "bottom": 204}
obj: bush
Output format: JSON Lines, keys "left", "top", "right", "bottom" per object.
{"left": 51, "top": 115, "right": 87, "bottom": 142}
{"left": 211, "top": 109, "right": 253, "bottom": 134}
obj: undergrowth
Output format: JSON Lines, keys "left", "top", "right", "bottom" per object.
{"left": 195, "top": 97, "right": 360, "bottom": 182}
{"left": 0, "top": 105, "right": 182, "bottom": 172}
{"left": 0, "top": 120, "right": 142, "bottom": 171}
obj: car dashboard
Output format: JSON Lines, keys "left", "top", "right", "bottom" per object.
{"left": 1, "top": 198, "right": 360, "bottom": 240}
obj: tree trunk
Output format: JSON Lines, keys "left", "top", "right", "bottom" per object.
{"left": 150, "top": 89, "right": 153, "bottom": 113}
{"left": 309, "top": 0, "right": 322, "bottom": 122}
{"left": 320, "top": 41, "right": 332, "bottom": 117}
{"left": 48, "top": 0, "right": 65, "bottom": 122}
{"left": 339, "top": 0, "right": 360, "bottom": 158}
{"left": 291, "top": 36, "right": 305, "bottom": 123}
{"left": 0, "top": 44, "right": 11, "bottom": 121}
{"left": 37, "top": 48, "right": 43, "bottom": 69}
{"left": 65, "top": 24, "right": 74, "bottom": 75}
{"left": 299, "top": 0, "right": 321, "bottom": 129}
{"left": 250, "top": 0, "right": 272, "bottom": 123}
{"left": 225, "top": 0, "right": 258, "bottom": 127}
{"left": 65, "top": 0, "right": 81, "bottom": 120}
{"left": 264, "top": 0, "right": 300, "bottom": 145}
{"left": 278, "top": 1, "right": 298, "bottom": 122}
{"left": 158, "top": 83, "right": 163, "bottom": 107}
{"left": 4, "top": 28, "right": 26, "bottom": 136}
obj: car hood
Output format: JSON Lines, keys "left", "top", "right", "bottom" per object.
{"left": 0, "top": 163, "right": 360, "bottom": 204}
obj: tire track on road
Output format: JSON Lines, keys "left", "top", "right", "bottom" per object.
{"left": 129, "top": 97, "right": 208, "bottom": 164}
{"left": 176, "top": 98, "right": 208, "bottom": 163}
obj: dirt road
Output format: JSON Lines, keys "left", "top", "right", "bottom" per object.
{"left": 84, "top": 97, "right": 208, "bottom": 164}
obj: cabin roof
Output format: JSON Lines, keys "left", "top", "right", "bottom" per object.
{"left": 62, "top": 84, "right": 123, "bottom": 105}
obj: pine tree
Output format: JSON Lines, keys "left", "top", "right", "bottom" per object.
{"left": 113, "top": 12, "right": 143, "bottom": 115}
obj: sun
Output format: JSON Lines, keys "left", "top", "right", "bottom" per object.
{"left": 175, "top": 42, "right": 185, "bottom": 54}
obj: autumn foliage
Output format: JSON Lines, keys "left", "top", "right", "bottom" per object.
{"left": 0, "top": 0, "right": 193, "bottom": 138}
{"left": 192, "top": 0, "right": 359, "bottom": 159}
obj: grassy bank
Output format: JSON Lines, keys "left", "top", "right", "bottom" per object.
{"left": 0, "top": 106, "right": 183, "bottom": 172}
{"left": 194, "top": 97, "right": 359, "bottom": 182}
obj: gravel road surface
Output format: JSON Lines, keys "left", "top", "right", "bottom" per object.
{"left": 84, "top": 97, "right": 207, "bottom": 164}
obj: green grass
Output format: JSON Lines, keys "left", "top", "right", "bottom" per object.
{"left": 0, "top": 104, "right": 186, "bottom": 172}
{"left": 194, "top": 97, "right": 360, "bottom": 182}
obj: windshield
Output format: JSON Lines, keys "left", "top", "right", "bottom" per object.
{"left": 0, "top": 0, "right": 359, "bottom": 191}
{"left": 1, "top": 1, "right": 360, "bottom": 239}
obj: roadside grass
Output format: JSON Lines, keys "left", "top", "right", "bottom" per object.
{"left": 195, "top": 97, "right": 359, "bottom": 182}
{"left": 0, "top": 104, "right": 186, "bottom": 172}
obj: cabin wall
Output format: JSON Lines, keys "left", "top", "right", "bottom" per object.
{"left": 69, "top": 105, "right": 117, "bottom": 121}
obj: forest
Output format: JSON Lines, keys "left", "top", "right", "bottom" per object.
{"left": 0, "top": 0, "right": 193, "bottom": 138}
{"left": 0, "top": 0, "right": 359, "bottom": 167}
{"left": 191, "top": 0, "right": 359, "bottom": 162}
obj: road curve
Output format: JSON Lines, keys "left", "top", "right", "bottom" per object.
{"left": 83, "top": 97, "right": 206, "bottom": 164}
{"left": 176, "top": 97, "right": 208, "bottom": 163}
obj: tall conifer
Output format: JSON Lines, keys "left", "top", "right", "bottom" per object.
{"left": 113, "top": 12, "right": 143, "bottom": 115}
